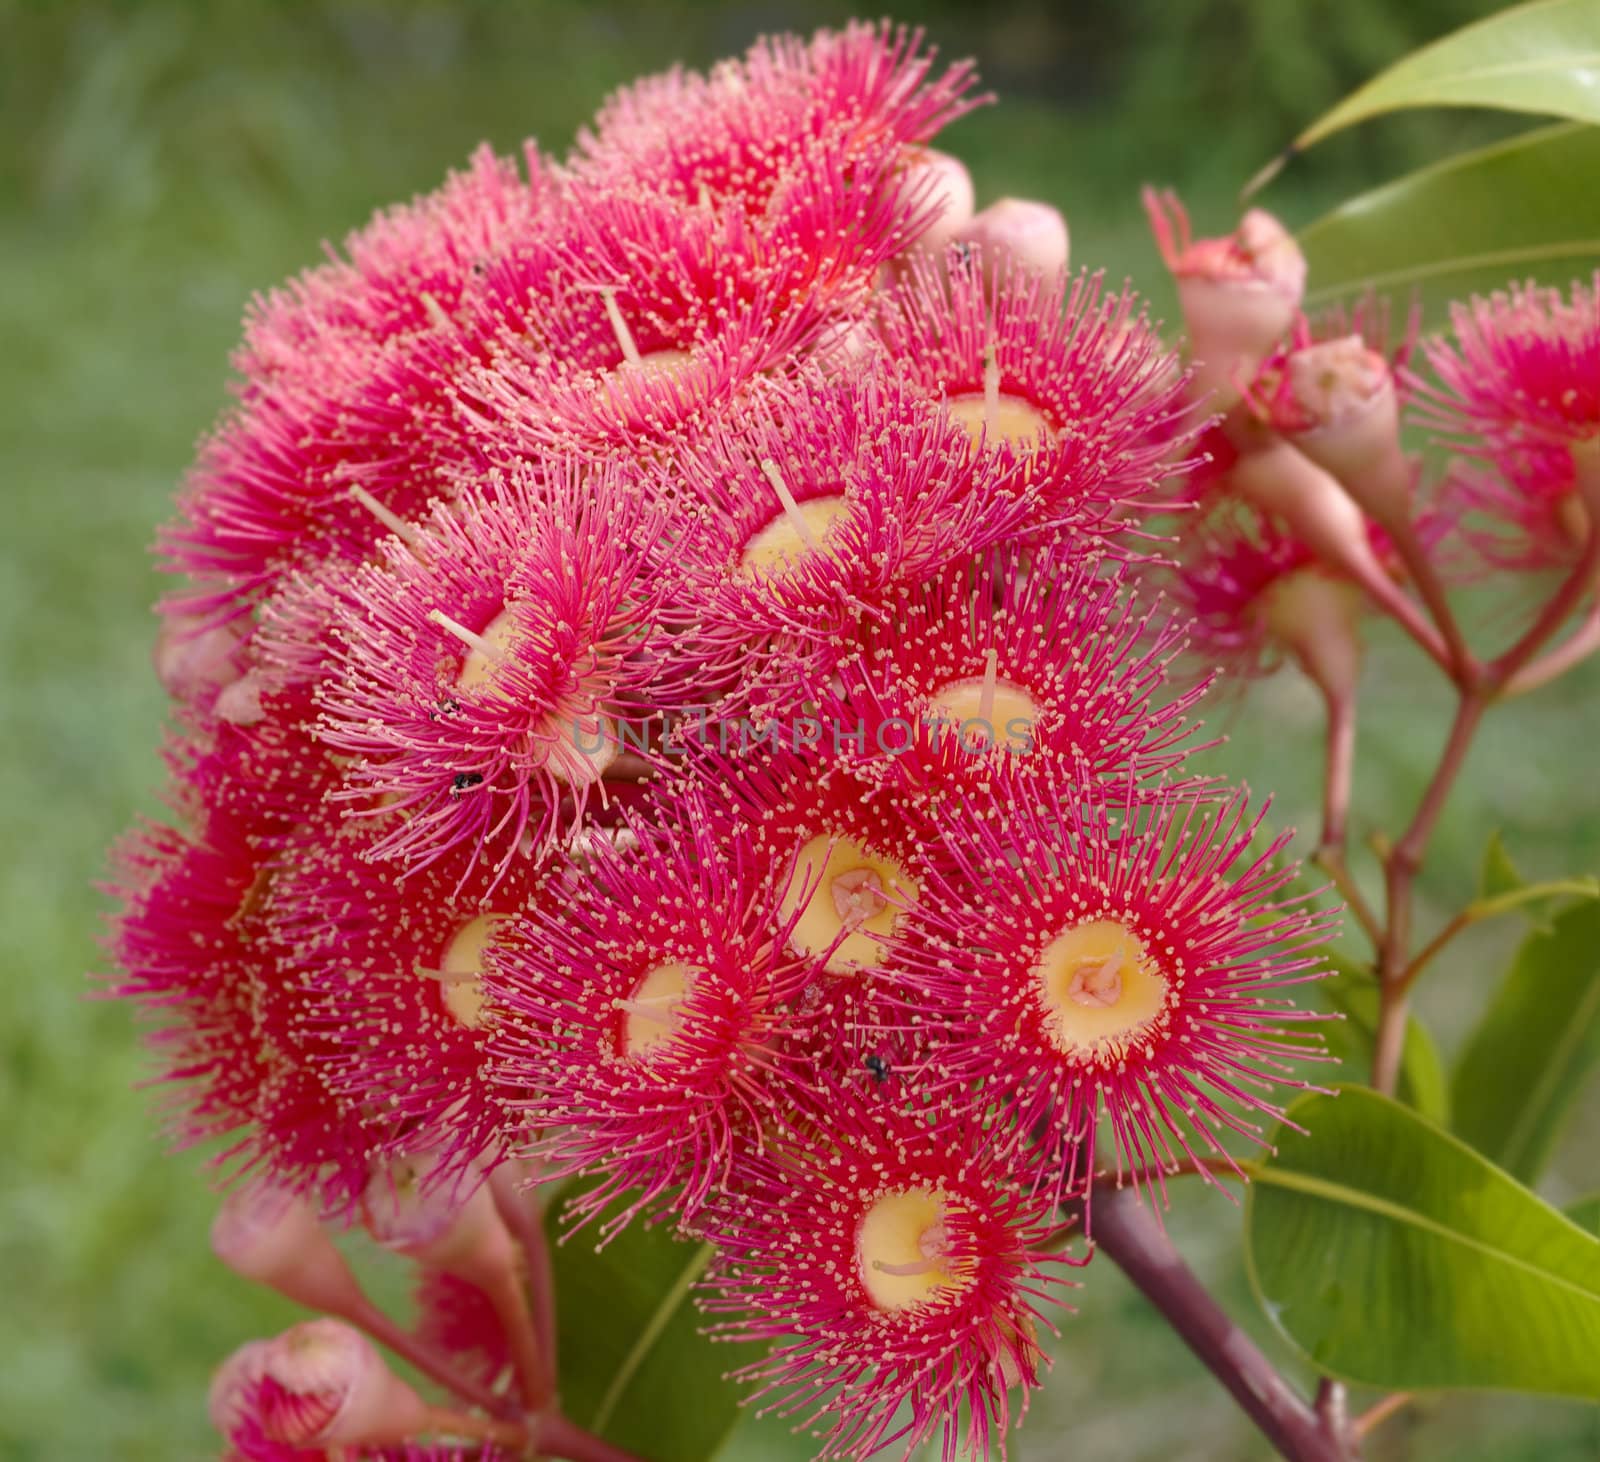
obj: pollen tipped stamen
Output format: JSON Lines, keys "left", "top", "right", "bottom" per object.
{"left": 419, "top": 291, "right": 452, "bottom": 333}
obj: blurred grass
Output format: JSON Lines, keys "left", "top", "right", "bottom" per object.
{"left": 0, "top": 2, "right": 1596, "bottom": 1459}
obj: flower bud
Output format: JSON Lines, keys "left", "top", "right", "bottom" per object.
{"left": 255, "top": 1319, "right": 429, "bottom": 1447}
{"left": 207, "top": 1340, "right": 268, "bottom": 1437}
{"left": 1258, "top": 570, "right": 1363, "bottom": 705}
{"left": 214, "top": 669, "right": 266, "bottom": 726}
{"left": 1146, "top": 189, "right": 1305, "bottom": 408}
{"left": 1230, "top": 437, "right": 1372, "bottom": 581}
{"left": 954, "top": 197, "right": 1069, "bottom": 283}
{"left": 362, "top": 1154, "right": 516, "bottom": 1293}
{"left": 901, "top": 147, "right": 976, "bottom": 261}
{"left": 211, "top": 1180, "right": 368, "bottom": 1317}
{"left": 1260, "top": 336, "right": 1410, "bottom": 530}
{"left": 152, "top": 611, "right": 245, "bottom": 704}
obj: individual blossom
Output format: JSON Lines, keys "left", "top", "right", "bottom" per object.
{"left": 160, "top": 145, "right": 562, "bottom": 620}
{"left": 821, "top": 544, "right": 1212, "bottom": 804}
{"left": 568, "top": 21, "right": 984, "bottom": 217}
{"left": 1412, "top": 274, "right": 1600, "bottom": 570}
{"left": 214, "top": 1320, "right": 444, "bottom": 1457}
{"left": 487, "top": 795, "right": 823, "bottom": 1236}
{"left": 658, "top": 362, "right": 1035, "bottom": 704}
{"left": 1144, "top": 189, "right": 1306, "bottom": 408}
{"left": 412, "top": 1272, "right": 513, "bottom": 1393}
{"left": 105, "top": 795, "right": 366, "bottom": 1204}
{"left": 265, "top": 811, "right": 558, "bottom": 1176}
{"left": 462, "top": 130, "right": 927, "bottom": 469}
{"left": 311, "top": 462, "right": 672, "bottom": 874}
{"left": 869, "top": 250, "right": 1188, "bottom": 541}
{"left": 699, "top": 1085, "right": 1075, "bottom": 1462}
{"left": 889, "top": 774, "right": 1334, "bottom": 1198}
{"left": 1171, "top": 499, "right": 1364, "bottom": 706}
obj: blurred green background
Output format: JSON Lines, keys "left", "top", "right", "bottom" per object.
{"left": 2, "top": 2, "right": 1597, "bottom": 1459}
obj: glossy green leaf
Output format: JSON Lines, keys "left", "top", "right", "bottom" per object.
{"left": 1571, "top": 1195, "right": 1600, "bottom": 1236}
{"left": 1312, "top": 952, "right": 1449, "bottom": 1121}
{"left": 1246, "top": 1086, "right": 1600, "bottom": 1395}
{"left": 1479, "top": 830, "right": 1529, "bottom": 903}
{"left": 1298, "top": 122, "right": 1600, "bottom": 320}
{"left": 1248, "top": 0, "right": 1600, "bottom": 192}
{"left": 1452, "top": 900, "right": 1600, "bottom": 1184}
{"left": 548, "top": 1203, "right": 747, "bottom": 1462}
{"left": 1476, "top": 833, "right": 1597, "bottom": 932}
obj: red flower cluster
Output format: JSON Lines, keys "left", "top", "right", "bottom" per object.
{"left": 95, "top": 23, "right": 1461, "bottom": 1462}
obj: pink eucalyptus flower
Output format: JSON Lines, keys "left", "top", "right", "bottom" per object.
{"left": 699, "top": 1087, "right": 1075, "bottom": 1462}
{"left": 487, "top": 795, "right": 824, "bottom": 1236}
{"left": 871, "top": 251, "right": 1189, "bottom": 540}
{"left": 887, "top": 775, "right": 1334, "bottom": 1200}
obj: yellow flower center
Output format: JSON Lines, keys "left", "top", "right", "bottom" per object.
{"left": 779, "top": 834, "right": 917, "bottom": 973}
{"left": 1032, "top": 918, "right": 1169, "bottom": 1061}
{"left": 855, "top": 1188, "right": 971, "bottom": 1311}
{"left": 618, "top": 961, "right": 695, "bottom": 1059}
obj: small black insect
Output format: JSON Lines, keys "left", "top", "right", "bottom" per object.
{"left": 863, "top": 1053, "right": 892, "bottom": 1085}
{"left": 450, "top": 772, "right": 484, "bottom": 794}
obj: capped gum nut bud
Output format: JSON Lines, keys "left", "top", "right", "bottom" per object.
{"left": 1284, "top": 337, "right": 1399, "bottom": 469}
{"left": 1147, "top": 189, "right": 1305, "bottom": 407}
{"left": 1231, "top": 438, "right": 1375, "bottom": 585}
{"left": 257, "top": 1319, "right": 429, "bottom": 1447}
{"left": 901, "top": 147, "right": 976, "bottom": 259}
{"left": 211, "top": 1180, "right": 367, "bottom": 1317}
{"left": 362, "top": 1153, "right": 514, "bottom": 1287}
{"left": 208, "top": 1340, "right": 269, "bottom": 1436}
{"left": 153, "top": 611, "right": 244, "bottom": 703}
{"left": 1259, "top": 569, "right": 1364, "bottom": 705}
{"left": 954, "top": 197, "right": 1069, "bottom": 281}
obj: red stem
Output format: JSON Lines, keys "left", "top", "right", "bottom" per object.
{"left": 345, "top": 1296, "right": 514, "bottom": 1418}
{"left": 490, "top": 1164, "right": 558, "bottom": 1399}
{"left": 1371, "top": 690, "right": 1488, "bottom": 1092}
{"left": 1091, "top": 1188, "right": 1354, "bottom": 1462}
{"left": 538, "top": 1413, "right": 653, "bottom": 1462}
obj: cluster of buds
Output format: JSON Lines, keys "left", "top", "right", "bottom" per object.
{"left": 109, "top": 23, "right": 1569, "bottom": 1462}
{"left": 1146, "top": 191, "right": 1600, "bottom": 856}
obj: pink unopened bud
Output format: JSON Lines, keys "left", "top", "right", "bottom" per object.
{"left": 1258, "top": 570, "right": 1364, "bottom": 705}
{"left": 153, "top": 611, "right": 245, "bottom": 704}
{"left": 954, "top": 197, "right": 1069, "bottom": 282}
{"left": 1230, "top": 438, "right": 1374, "bottom": 582}
{"left": 901, "top": 147, "right": 976, "bottom": 260}
{"left": 1145, "top": 189, "right": 1305, "bottom": 408}
{"left": 362, "top": 1155, "right": 515, "bottom": 1292}
{"left": 255, "top": 1319, "right": 429, "bottom": 1448}
{"left": 214, "top": 669, "right": 266, "bottom": 726}
{"left": 1257, "top": 336, "right": 1410, "bottom": 529}
{"left": 211, "top": 1180, "right": 368, "bottom": 1318}
{"left": 207, "top": 1339, "right": 269, "bottom": 1436}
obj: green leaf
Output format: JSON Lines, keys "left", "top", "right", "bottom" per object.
{"left": 1452, "top": 900, "right": 1600, "bottom": 1184}
{"left": 1479, "top": 830, "right": 1529, "bottom": 903}
{"left": 548, "top": 1204, "right": 746, "bottom": 1462}
{"left": 1570, "top": 1195, "right": 1600, "bottom": 1237}
{"left": 1248, "top": 0, "right": 1600, "bottom": 192}
{"left": 1245, "top": 1086, "right": 1600, "bottom": 1395}
{"left": 1312, "top": 952, "right": 1449, "bottom": 1122}
{"left": 1298, "top": 122, "right": 1600, "bottom": 321}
